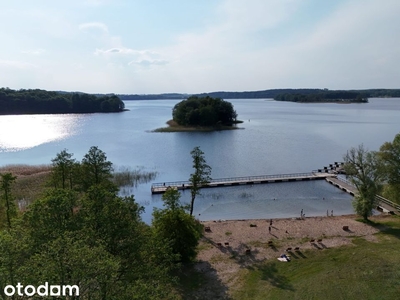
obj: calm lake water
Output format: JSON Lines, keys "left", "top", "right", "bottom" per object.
{"left": 1, "top": 98, "right": 399, "bottom": 223}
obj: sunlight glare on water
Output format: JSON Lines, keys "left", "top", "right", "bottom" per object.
{"left": 0, "top": 114, "right": 84, "bottom": 152}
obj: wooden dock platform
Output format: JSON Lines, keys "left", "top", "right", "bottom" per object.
{"left": 325, "top": 177, "right": 357, "bottom": 196}
{"left": 326, "top": 176, "right": 400, "bottom": 214}
{"left": 151, "top": 172, "right": 336, "bottom": 194}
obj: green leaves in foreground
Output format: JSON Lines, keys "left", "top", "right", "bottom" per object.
{"left": 153, "top": 188, "right": 203, "bottom": 263}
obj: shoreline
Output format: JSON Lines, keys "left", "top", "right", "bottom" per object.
{"left": 197, "top": 213, "right": 386, "bottom": 257}
{"left": 194, "top": 213, "right": 394, "bottom": 297}
{"left": 199, "top": 212, "right": 357, "bottom": 223}
{"left": 153, "top": 119, "right": 243, "bottom": 132}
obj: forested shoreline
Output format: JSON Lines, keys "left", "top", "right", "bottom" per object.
{"left": 116, "top": 88, "right": 400, "bottom": 101}
{"left": 274, "top": 91, "right": 368, "bottom": 103}
{"left": 1, "top": 87, "right": 399, "bottom": 116}
{"left": 0, "top": 88, "right": 125, "bottom": 115}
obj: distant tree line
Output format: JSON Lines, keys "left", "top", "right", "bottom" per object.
{"left": 274, "top": 91, "right": 368, "bottom": 103}
{"left": 172, "top": 96, "right": 238, "bottom": 127}
{"left": 0, "top": 88, "right": 125, "bottom": 114}
{"left": 116, "top": 89, "right": 400, "bottom": 100}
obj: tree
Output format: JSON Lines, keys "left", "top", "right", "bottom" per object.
{"left": 152, "top": 188, "right": 203, "bottom": 263}
{"left": 0, "top": 173, "right": 17, "bottom": 229}
{"left": 24, "top": 189, "right": 79, "bottom": 247}
{"left": 51, "top": 149, "right": 76, "bottom": 189}
{"left": 172, "top": 96, "right": 237, "bottom": 127}
{"left": 343, "top": 144, "right": 382, "bottom": 220}
{"left": 81, "top": 146, "right": 114, "bottom": 190}
{"left": 189, "top": 146, "right": 212, "bottom": 216}
{"left": 378, "top": 133, "right": 400, "bottom": 203}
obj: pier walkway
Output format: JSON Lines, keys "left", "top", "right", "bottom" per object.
{"left": 151, "top": 171, "right": 335, "bottom": 194}
{"left": 326, "top": 176, "right": 400, "bottom": 214}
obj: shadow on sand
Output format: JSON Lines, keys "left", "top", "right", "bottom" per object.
{"left": 178, "top": 261, "right": 231, "bottom": 300}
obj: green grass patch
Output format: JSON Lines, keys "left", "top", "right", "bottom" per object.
{"left": 232, "top": 216, "right": 400, "bottom": 300}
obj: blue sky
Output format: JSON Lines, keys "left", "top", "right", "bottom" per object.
{"left": 0, "top": 0, "right": 399, "bottom": 94}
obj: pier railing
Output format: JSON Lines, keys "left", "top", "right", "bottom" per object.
{"left": 333, "top": 176, "right": 400, "bottom": 213}
{"left": 375, "top": 195, "right": 400, "bottom": 212}
{"left": 335, "top": 176, "right": 354, "bottom": 186}
{"left": 151, "top": 172, "right": 328, "bottom": 191}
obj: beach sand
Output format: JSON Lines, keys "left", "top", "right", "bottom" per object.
{"left": 193, "top": 214, "right": 388, "bottom": 298}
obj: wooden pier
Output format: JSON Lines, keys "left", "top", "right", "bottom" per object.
{"left": 151, "top": 171, "right": 336, "bottom": 194}
{"left": 326, "top": 176, "right": 400, "bottom": 214}
{"left": 325, "top": 177, "right": 357, "bottom": 196}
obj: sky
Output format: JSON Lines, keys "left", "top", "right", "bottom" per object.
{"left": 0, "top": 0, "right": 399, "bottom": 94}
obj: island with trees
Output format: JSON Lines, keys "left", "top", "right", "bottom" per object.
{"left": 154, "top": 96, "right": 242, "bottom": 132}
{"left": 0, "top": 88, "right": 125, "bottom": 115}
{"left": 274, "top": 90, "right": 368, "bottom": 103}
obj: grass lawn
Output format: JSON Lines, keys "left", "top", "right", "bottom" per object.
{"left": 231, "top": 216, "right": 400, "bottom": 300}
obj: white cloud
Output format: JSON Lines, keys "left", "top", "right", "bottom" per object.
{"left": 0, "top": 60, "right": 36, "bottom": 69}
{"left": 128, "top": 59, "right": 168, "bottom": 67}
{"left": 95, "top": 47, "right": 140, "bottom": 55}
{"left": 94, "top": 47, "right": 168, "bottom": 69}
{"left": 1, "top": 0, "right": 399, "bottom": 93}
{"left": 217, "top": 0, "right": 301, "bottom": 32}
{"left": 79, "top": 22, "right": 109, "bottom": 34}
{"left": 139, "top": 0, "right": 400, "bottom": 92}
{"left": 21, "top": 49, "right": 45, "bottom": 56}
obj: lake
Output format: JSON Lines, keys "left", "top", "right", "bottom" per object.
{"left": 1, "top": 98, "right": 399, "bottom": 223}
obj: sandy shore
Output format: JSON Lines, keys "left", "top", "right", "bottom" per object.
{"left": 194, "top": 214, "right": 387, "bottom": 298}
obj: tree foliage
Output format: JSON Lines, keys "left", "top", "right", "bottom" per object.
{"left": 81, "top": 146, "right": 114, "bottom": 190}
{"left": 0, "top": 87, "right": 125, "bottom": 115}
{"left": 343, "top": 144, "right": 382, "bottom": 220}
{"left": 51, "top": 149, "right": 76, "bottom": 189}
{"left": 0, "top": 147, "right": 183, "bottom": 299}
{"left": 0, "top": 173, "right": 17, "bottom": 229}
{"left": 189, "top": 146, "right": 212, "bottom": 216}
{"left": 172, "top": 96, "right": 237, "bottom": 127}
{"left": 378, "top": 133, "right": 400, "bottom": 202}
{"left": 152, "top": 188, "right": 203, "bottom": 263}
{"left": 275, "top": 91, "right": 368, "bottom": 103}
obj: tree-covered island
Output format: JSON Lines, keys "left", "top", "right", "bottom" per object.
{"left": 155, "top": 96, "right": 242, "bottom": 132}
{"left": 274, "top": 90, "right": 368, "bottom": 103}
{"left": 0, "top": 88, "right": 125, "bottom": 114}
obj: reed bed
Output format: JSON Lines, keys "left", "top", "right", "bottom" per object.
{"left": 112, "top": 166, "right": 158, "bottom": 188}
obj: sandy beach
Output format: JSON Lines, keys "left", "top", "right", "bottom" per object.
{"left": 194, "top": 214, "right": 387, "bottom": 298}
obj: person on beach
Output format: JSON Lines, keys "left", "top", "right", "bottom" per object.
{"left": 270, "top": 219, "right": 273, "bottom": 226}
{"left": 269, "top": 226, "right": 271, "bottom": 233}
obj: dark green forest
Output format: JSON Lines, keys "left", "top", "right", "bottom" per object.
{"left": 274, "top": 91, "right": 368, "bottom": 103}
{"left": 0, "top": 147, "right": 203, "bottom": 299}
{"left": 172, "top": 96, "right": 237, "bottom": 127}
{"left": 0, "top": 88, "right": 125, "bottom": 114}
